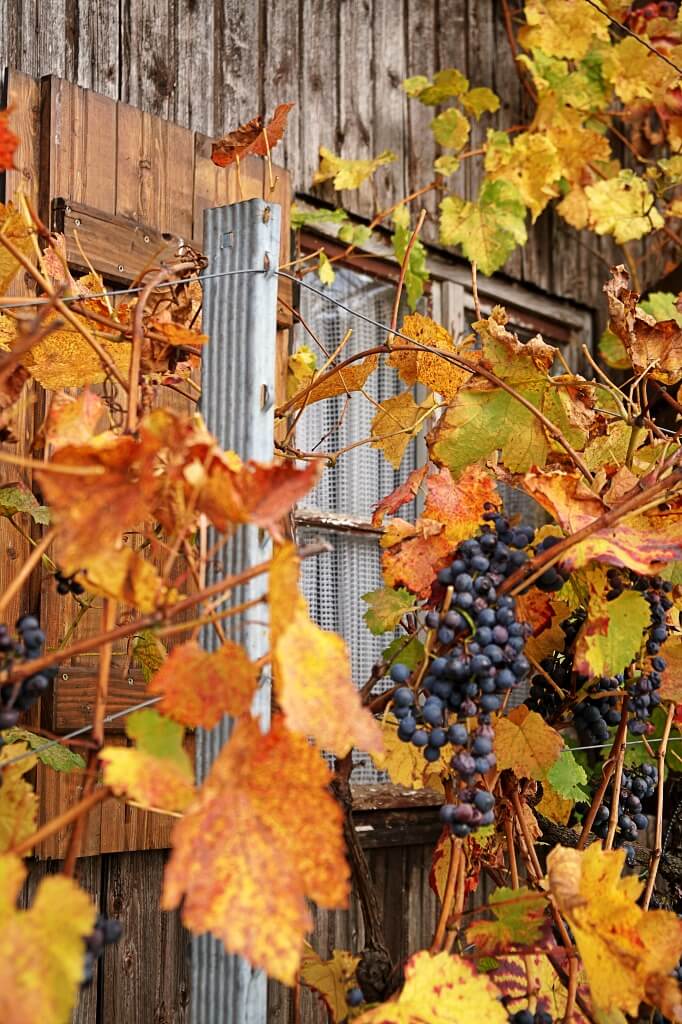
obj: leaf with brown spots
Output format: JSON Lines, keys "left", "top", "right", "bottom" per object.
{"left": 422, "top": 464, "right": 500, "bottom": 546}
{"left": 381, "top": 516, "right": 452, "bottom": 598}
{"left": 149, "top": 640, "right": 258, "bottom": 729}
{"left": 494, "top": 705, "right": 563, "bottom": 782}
{"left": 211, "top": 103, "right": 294, "bottom": 167}
{"left": 390, "top": 312, "right": 471, "bottom": 400}
{"left": 285, "top": 354, "right": 379, "bottom": 412}
{"left": 372, "top": 465, "right": 428, "bottom": 525}
{"left": 660, "top": 636, "right": 682, "bottom": 703}
{"left": 605, "top": 266, "right": 682, "bottom": 385}
{"left": 370, "top": 391, "right": 434, "bottom": 469}
{"left": 163, "top": 715, "right": 349, "bottom": 985}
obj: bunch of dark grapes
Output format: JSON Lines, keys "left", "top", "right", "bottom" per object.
{"left": 82, "top": 915, "right": 123, "bottom": 986}
{"left": 0, "top": 616, "right": 56, "bottom": 731}
{"left": 533, "top": 534, "right": 569, "bottom": 593}
{"left": 572, "top": 676, "right": 624, "bottom": 745}
{"left": 388, "top": 510, "right": 534, "bottom": 836}
{"left": 621, "top": 571, "right": 672, "bottom": 735}
{"left": 591, "top": 763, "right": 658, "bottom": 863}
{"left": 509, "top": 1010, "right": 553, "bottom": 1024}
{"left": 54, "top": 568, "right": 85, "bottom": 597}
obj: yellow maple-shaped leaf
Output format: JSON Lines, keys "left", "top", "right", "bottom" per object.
{"left": 0, "top": 202, "right": 33, "bottom": 293}
{"left": 285, "top": 354, "right": 379, "bottom": 411}
{"left": 78, "top": 547, "right": 168, "bottom": 613}
{"left": 356, "top": 950, "right": 508, "bottom": 1024}
{"left": 313, "top": 147, "right": 396, "bottom": 190}
{"left": 391, "top": 312, "right": 471, "bottom": 400}
{"left": 430, "top": 108, "right": 470, "bottom": 151}
{"left": 547, "top": 843, "right": 682, "bottom": 1016}
{"left": 485, "top": 131, "right": 561, "bottom": 222}
{"left": 494, "top": 705, "right": 563, "bottom": 781}
{"left": 101, "top": 708, "right": 195, "bottom": 813}
{"left": 0, "top": 854, "right": 95, "bottom": 1024}
{"left": 0, "top": 743, "right": 37, "bottom": 854}
{"left": 163, "top": 715, "right": 349, "bottom": 985}
{"left": 274, "top": 603, "right": 383, "bottom": 757}
{"left": 604, "top": 36, "right": 681, "bottom": 105}
{"left": 148, "top": 639, "right": 257, "bottom": 728}
{"left": 585, "top": 170, "right": 663, "bottom": 244}
{"left": 45, "top": 389, "right": 105, "bottom": 451}
{"left": 542, "top": 106, "right": 613, "bottom": 188}
{"left": 537, "top": 782, "right": 574, "bottom": 825}
{"left": 25, "top": 311, "right": 131, "bottom": 390}
{"left": 461, "top": 86, "right": 500, "bottom": 119}
{"left": 518, "top": 0, "right": 610, "bottom": 60}
{"left": 300, "top": 944, "right": 361, "bottom": 1023}
{"left": 371, "top": 391, "right": 433, "bottom": 470}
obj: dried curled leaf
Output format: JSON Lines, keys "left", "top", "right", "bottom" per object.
{"left": 285, "top": 354, "right": 378, "bottom": 412}
{"left": 372, "top": 465, "right": 428, "bottom": 526}
{"left": 300, "top": 945, "right": 361, "bottom": 1023}
{"left": 44, "top": 389, "right": 104, "bottom": 450}
{"left": 163, "top": 716, "right": 349, "bottom": 985}
{"left": 211, "top": 103, "right": 294, "bottom": 167}
{"left": 605, "top": 266, "right": 682, "bottom": 385}
{"left": 0, "top": 854, "right": 95, "bottom": 1024}
{"left": 547, "top": 843, "right": 682, "bottom": 1017}
{"left": 149, "top": 640, "right": 258, "bottom": 728}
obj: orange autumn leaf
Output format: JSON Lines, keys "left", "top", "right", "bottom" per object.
{"left": 211, "top": 103, "right": 295, "bottom": 167}
{"left": 605, "top": 265, "right": 682, "bottom": 385}
{"left": 515, "top": 588, "right": 556, "bottom": 639}
{"left": 0, "top": 855, "right": 95, "bottom": 1024}
{"left": 0, "top": 109, "right": 18, "bottom": 170}
{"left": 381, "top": 517, "right": 452, "bottom": 598}
{"left": 269, "top": 542, "right": 307, "bottom": 648}
{"left": 494, "top": 705, "right": 563, "bottom": 781}
{"left": 274, "top": 604, "right": 383, "bottom": 757}
{"left": 148, "top": 640, "right": 258, "bottom": 728}
{"left": 422, "top": 464, "right": 500, "bottom": 546}
{"left": 198, "top": 458, "right": 321, "bottom": 536}
{"left": 390, "top": 312, "right": 471, "bottom": 400}
{"left": 44, "top": 389, "right": 105, "bottom": 451}
{"left": 372, "top": 465, "right": 428, "bottom": 525}
{"left": 147, "top": 319, "right": 208, "bottom": 347}
{"left": 285, "top": 354, "right": 379, "bottom": 412}
{"left": 547, "top": 843, "right": 682, "bottom": 1017}
{"left": 163, "top": 715, "right": 349, "bottom": 985}
{"left": 522, "top": 468, "right": 682, "bottom": 574}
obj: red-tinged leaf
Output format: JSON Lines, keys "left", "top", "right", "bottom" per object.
{"left": 515, "top": 588, "right": 556, "bottom": 638}
{"left": 605, "top": 266, "right": 682, "bottom": 385}
{"left": 422, "top": 464, "right": 500, "bottom": 546}
{"left": 0, "top": 109, "right": 18, "bottom": 171}
{"left": 429, "top": 826, "right": 455, "bottom": 903}
{"left": 381, "top": 517, "right": 453, "bottom": 598}
{"left": 163, "top": 716, "right": 349, "bottom": 985}
{"left": 45, "top": 389, "right": 105, "bottom": 451}
{"left": 211, "top": 103, "right": 294, "bottom": 167}
{"left": 0, "top": 855, "right": 96, "bottom": 1024}
{"left": 274, "top": 604, "right": 383, "bottom": 757}
{"left": 467, "top": 887, "right": 550, "bottom": 955}
{"left": 574, "top": 566, "right": 651, "bottom": 679}
{"left": 148, "top": 640, "right": 258, "bottom": 728}
{"left": 494, "top": 705, "right": 563, "bottom": 782}
{"left": 372, "top": 465, "right": 428, "bottom": 525}
{"left": 660, "top": 636, "right": 682, "bottom": 703}
{"left": 489, "top": 954, "right": 590, "bottom": 1023}
{"left": 355, "top": 951, "right": 508, "bottom": 1024}
{"left": 522, "top": 468, "right": 682, "bottom": 574}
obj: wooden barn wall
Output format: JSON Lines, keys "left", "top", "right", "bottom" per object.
{"left": 0, "top": 0, "right": 641, "bottom": 318}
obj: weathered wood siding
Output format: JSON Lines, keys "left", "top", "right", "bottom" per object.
{"left": 0, "top": 0, "right": 636, "bottom": 316}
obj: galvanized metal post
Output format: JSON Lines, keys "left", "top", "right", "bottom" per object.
{"left": 193, "top": 199, "right": 281, "bottom": 1024}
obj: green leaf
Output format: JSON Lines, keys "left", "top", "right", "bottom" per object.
{"left": 363, "top": 587, "right": 416, "bottom": 635}
{"left": 461, "top": 87, "right": 500, "bottom": 118}
{"left": 125, "top": 709, "right": 188, "bottom": 768}
{"left": 2, "top": 728, "right": 85, "bottom": 772}
{"left": 639, "top": 291, "right": 682, "bottom": 327}
{"left": 133, "top": 630, "right": 167, "bottom": 684}
{"left": 598, "top": 327, "right": 631, "bottom": 370}
{"left": 318, "top": 251, "right": 336, "bottom": 286}
{"left": 439, "top": 179, "right": 527, "bottom": 276}
{"left": 337, "top": 223, "right": 372, "bottom": 246}
{"left": 403, "top": 68, "right": 468, "bottom": 105}
{"left": 548, "top": 750, "right": 589, "bottom": 801}
{"left": 0, "top": 483, "right": 51, "bottom": 526}
{"left": 430, "top": 108, "right": 470, "bottom": 151}
{"left": 467, "top": 887, "right": 549, "bottom": 954}
{"left": 382, "top": 635, "right": 425, "bottom": 671}
{"left": 290, "top": 205, "right": 349, "bottom": 230}
{"left": 660, "top": 561, "right": 682, "bottom": 586}
{"left": 576, "top": 588, "right": 651, "bottom": 680}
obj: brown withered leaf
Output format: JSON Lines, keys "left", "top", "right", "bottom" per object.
{"left": 149, "top": 640, "right": 258, "bottom": 728}
{"left": 285, "top": 354, "right": 379, "bottom": 412}
{"left": 372, "top": 465, "right": 428, "bottom": 525}
{"left": 605, "top": 266, "right": 682, "bottom": 384}
{"left": 163, "top": 715, "right": 349, "bottom": 985}
{"left": 211, "top": 103, "right": 294, "bottom": 167}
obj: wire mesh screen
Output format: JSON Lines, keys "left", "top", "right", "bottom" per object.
{"left": 295, "top": 266, "right": 422, "bottom": 783}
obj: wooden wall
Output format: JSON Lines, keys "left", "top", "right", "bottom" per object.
{"left": 0, "top": 0, "right": 644, "bottom": 318}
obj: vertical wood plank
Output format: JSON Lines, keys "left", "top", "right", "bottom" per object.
{"left": 213, "top": 0, "right": 263, "bottom": 134}
{"left": 299, "top": 0, "right": 339, "bottom": 203}
{"left": 405, "top": 0, "right": 438, "bottom": 244}
{"left": 262, "top": 0, "right": 300, "bottom": 180}
{"left": 338, "top": 0, "right": 374, "bottom": 217}
{"left": 120, "top": 0, "right": 177, "bottom": 119}
{"left": 372, "top": 0, "right": 408, "bottom": 211}
{"left": 174, "top": 0, "right": 214, "bottom": 135}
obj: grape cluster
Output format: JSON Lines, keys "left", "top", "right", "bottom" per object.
{"left": 622, "top": 572, "right": 672, "bottom": 735}
{"left": 509, "top": 1010, "right": 553, "bottom": 1024}
{"left": 0, "top": 616, "right": 56, "bottom": 731}
{"left": 573, "top": 676, "right": 624, "bottom": 745}
{"left": 592, "top": 763, "right": 658, "bottom": 860}
{"left": 82, "top": 915, "right": 123, "bottom": 986}
{"left": 54, "top": 568, "right": 85, "bottom": 597}
{"left": 388, "top": 511, "right": 534, "bottom": 836}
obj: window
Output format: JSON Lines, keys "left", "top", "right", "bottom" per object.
{"left": 291, "top": 227, "right": 593, "bottom": 785}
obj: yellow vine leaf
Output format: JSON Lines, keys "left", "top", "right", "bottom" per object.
{"left": 402, "top": 68, "right": 469, "bottom": 105}
{"left": 274, "top": 602, "right": 383, "bottom": 757}
{"left": 355, "top": 950, "right": 508, "bottom": 1024}
{"left": 489, "top": 953, "right": 590, "bottom": 1023}
{"left": 518, "top": 0, "right": 610, "bottom": 61}
{"left": 0, "top": 743, "right": 37, "bottom": 854}
{"left": 285, "top": 354, "right": 379, "bottom": 412}
{"left": 300, "top": 944, "right": 361, "bottom": 1023}
{"left": 77, "top": 547, "right": 168, "bottom": 613}
{"left": 485, "top": 131, "right": 562, "bottom": 222}
{"left": 287, "top": 344, "right": 317, "bottom": 398}
{"left": 430, "top": 108, "right": 470, "bottom": 151}
{"left": 585, "top": 170, "right": 663, "bottom": 244}
{"left": 24, "top": 310, "right": 132, "bottom": 390}
{"left": 0, "top": 856, "right": 95, "bottom": 1024}
{"left": 494, "top": 705, "right": 563, "bottom": 782}
{"left": 391, "top": 311, "right": 471, "bottom": 400}
{"left": 547, "top": 844, "right": 682, "bottom": 1017}
{"left": 0, "top": 202, "right": 33, "bottom": 293}
{"left": 373, "top": 716, "right": 430, "bottom": 789}
{"left": 371, "top": 391, "right": 433, "bottom": 469}
{"left": 313, "top": 147, "right": 397, "bottom": 191}
{"left": 440, "top": 179, "right": 527, "bottom": 277}
{"left": 574, "top": 565, "right": 651, "bottom": 678}
{"left": 101, "top": 709, "right": 195, "bottom": 814}
{"left": 163, "top": 715, "right": 349, "bottom": 985}
{"left": 461, "top": 86, "right": 500, "bottom": 119}
{"left": 148, "top": 640, "right": 258, "bottom": 728}
{"left": 660, "top": 636, "right": 682, "bottom": 704}
{"left": 604, "top": 37, "right": 682, "bottom": 105}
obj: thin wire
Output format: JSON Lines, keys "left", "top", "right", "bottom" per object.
{"left": 0, "top": 695, "right": 161, "bottom": 770}
{"left": 0, "top": 267, "right": 265, "bottom": 313}
{"left": 582, "top": 0, "right": 682, "bottom": 75}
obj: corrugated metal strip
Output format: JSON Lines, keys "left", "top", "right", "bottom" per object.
{"left": 193, "top": 199, "right": 281, "bottom": 1024}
